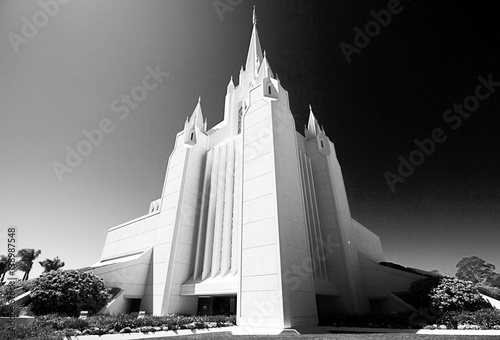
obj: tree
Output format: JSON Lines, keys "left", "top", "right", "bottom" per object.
{"left": 486, "top": 273, "right": 500, "bottom": 288}
{"left": 0, "top": 255, "right": 11, "bottom": 284}
{"left": 30, "top": 270, "right": 111, "bottom": 316}
{"left": 16, "top": 248, "right": 41, "bottom": 281}
{"left": 456, "top": 256, "right": 496, "bottom": 285}
{"left": 39, "top": 257, "right": 65, "bottom": 273}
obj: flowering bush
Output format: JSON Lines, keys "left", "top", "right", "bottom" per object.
{"left": 430, "top": 277, "right": 490, "bottom": 312}
{"left": 437, "top": 309, "right": 500, "bottom": 329}
{"left": 29, "top": 270, "right": 111, "bottom": 316}
{"left": 34, "top": 313, "right": 235, "bottom": 335}
{"left": 0, "top": 322, "right": 64, "bottom": 340}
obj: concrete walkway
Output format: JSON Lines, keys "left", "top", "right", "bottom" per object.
{"left": 298, "top": 326, "right": 500, "bottom": 336}
{"left": 70, "top": 325, "right": 500, "bottom": 339}
{"left": 70, "top": 327, "right": 235, "bottom": 339}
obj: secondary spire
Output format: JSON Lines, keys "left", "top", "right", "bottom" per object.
{"left": 305, "top": 105, "right": 323, "bottom": 140}
{"left": 188, "top": 97, "right": 205, "bottom": 133}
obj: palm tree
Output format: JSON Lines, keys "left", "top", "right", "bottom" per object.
{"left": 0, "top": 255, "right": 11, "bottom": 284}
{"left": 39, "top": 256, "right": 65, "bottom": 273}
{"left": 16, "top": 249, "right": 41, "bottom": 281}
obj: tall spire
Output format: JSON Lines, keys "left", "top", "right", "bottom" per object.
{"left": 305, "top": 105, "right": 323, "bottom": 140}
{"left": 245, "top": 7, "right": 263, "bottom": 77}
{"left": 188, "top": 97, "right": 205, "bottom": 132}
{"left": 227, "top": 76, "right": 234, "bottom": 94}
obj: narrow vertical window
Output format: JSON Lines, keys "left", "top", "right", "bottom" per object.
{"left": 237, "top": 107, "right": 243, "bottom": 134}
{"left": 268, "top": 86, "right": 271, "bottom": 95}
{"left": 320, "top": 140, "right": 324, "bottom": 148}
{"left": 190, "top": 132, "right": 194, "bottom": 140}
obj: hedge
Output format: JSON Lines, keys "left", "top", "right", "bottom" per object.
{"left": 0, "top": 313, "right": 236, "bottom": 339}
{"left": 437, "top": 308, "right": 500, "bottom": 329}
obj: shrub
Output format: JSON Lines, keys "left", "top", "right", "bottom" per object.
{"left": 35, "top": 313, "right": 236, "bottom": 334}
{"left": 409, "top": 276, "right": 442, "bottom": 307}
{"left": 0, "top": 322, "right": 63, "bottom": 340}
{"left": 0, "top": 280, "right": 36, "bottom": 300}
{"left": 430, "top": 277, "right": 490, "bottom": 312}
{"left": 29, "top": 270, "right": 111, "bottom": 316}
{"left": 477, "top": 285, "right": 500, "bottom": 301}
{"left": 0, "top": 288, "right": 24, "bottom": 317}
{"left": 326, "top": 312, "right": 415, "bottom": 329}
{"left": 37, "top": 313, "right": 90, "bottom": 331}
{"left": 437, "top": 309, "right": 500, "bottom": 329}
{"left": 0, "top": 301, "right": 23, "bottom": 317}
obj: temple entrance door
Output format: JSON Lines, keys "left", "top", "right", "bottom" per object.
{"left": 197, "top": 296, "right": 236, "bottom": 315}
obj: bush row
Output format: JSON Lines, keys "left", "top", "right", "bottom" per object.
{"left": 37, "top": 313, "right": 235, "bottom": 331}
{"left": 437, "top": 308, "right": 500, "bottom": 329}
{"left": 0, "top": 313, "right": 236, "bottom": 339}
{"left": 326, "top": 308, "right": 500, "bottom": 330}
{"left": 326, "top": 312, "right": 417, "bottom": 329}
{"left": 0, "top": 323, "right": 64, "bottom": 340}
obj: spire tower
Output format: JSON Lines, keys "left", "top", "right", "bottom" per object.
{"left": 245, "top": 7, "right": 263, "bottom": 77}
{"left": 305, "top": 104, "right": 323, "bottom": 140}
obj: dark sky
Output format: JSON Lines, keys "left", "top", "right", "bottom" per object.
{"left": 205, "top": 1, "right": 500, "bottom": 275}
{"left": 1, "top": 0, "right": 499, "bottom": 278}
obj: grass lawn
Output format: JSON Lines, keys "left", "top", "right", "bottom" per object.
{"left": 145, "top": 333, "right": 499, "bottom": 340}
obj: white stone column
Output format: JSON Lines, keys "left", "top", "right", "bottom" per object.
{"left": 193, "top": 151, "right": 213, "bottom": 280}
{"left": 231, "top": 135, "right": 243, "bottom": 277}
{"left": 202, "top": 147, "right": 220, "bottom": 280}
{"left": 211, "top": 143, "right": 227, "bottom": 277}
{"left": 221, "top": 139, "right": 235, "bottom": 277}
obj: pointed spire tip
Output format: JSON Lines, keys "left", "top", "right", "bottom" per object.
{"left": 198, "top": 96, "right": 201, "bottom": 103}
{"left": 253, "top": 5, "right": 257, "bottom": 26}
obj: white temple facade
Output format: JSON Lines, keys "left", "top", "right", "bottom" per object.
{"left": 92, "top": 10, "right": 429, "bottom": 330}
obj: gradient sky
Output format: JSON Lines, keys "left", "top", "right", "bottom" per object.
{"left": 1, "top": 0, "right": 499, "bottom": 280}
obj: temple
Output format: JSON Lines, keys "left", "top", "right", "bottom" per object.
{"left": 92, "top": 9, "right": 429, "bottom": 330}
